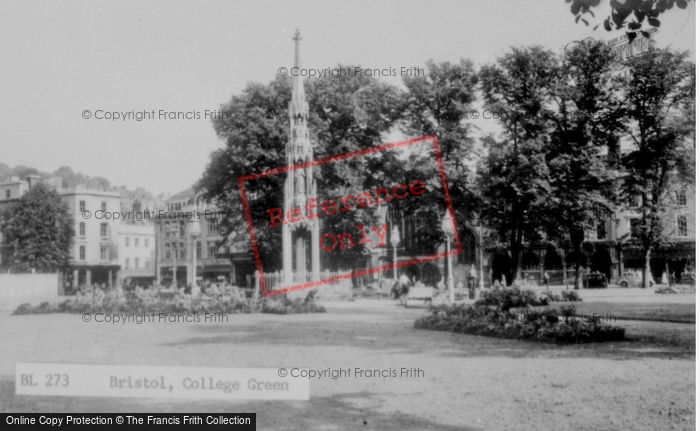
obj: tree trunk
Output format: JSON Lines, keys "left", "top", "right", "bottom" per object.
{"left": 562, "top": 251, "right": 568, "bottom": 290}
{"left": 570, "top": 229, "right": 584, "bottom": 290}
{"left": 642, "top": 247, "right": 652, "bottom": 289}
{"left": 509, "top": 235, "right": 522, "bottom": 287}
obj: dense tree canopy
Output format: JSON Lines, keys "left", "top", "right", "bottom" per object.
{"left": 0, "top": 183, "right": 74, "bottom": 272}
{"left": 198, "top": 42, "right": 694, "bottom": 285}
{"left": 544, "top": 38, "right": 621, "bottom": 287}
{"left": 618, "top": 48, "right": 695, "bottom": 287}
{"left": 400, "top": 59, "right": 481, "bottom": 251}
{"left": 478, "top": 46, "right": 559, "bottom": 283}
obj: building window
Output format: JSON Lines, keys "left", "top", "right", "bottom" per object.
{"left": 125, "top": 237, "right": 130, "bottom": 247}
{"left": 135, "top": 238, "right": 139, "bottom": 247}
{"left": 196, "top": 241, "right": 201, "bottom": 259}
{"left": 79, "top": 222, "right": 85, "bottom": 237}
{"left": 165, "top": 244, "right": 171, "bottom": 259}
{"left": 208, "top": 218, "right": 219, "bottom": 235}
{"left": 79, "top": 245, "right": 85, "bottom": 261}
{"left": 101, "top": 201, "right": 107, "bottom": 213}
{"left": 179, "top": 242, "right": 185, "bottom": 259}
{"left": 676, "top": 190, "right": 687, "bottom": 207}
{"left": 209, "top": 242, "right": 217, "bottom": 258}
{"left": 100, "top": 223, "right": 108, "bottom": 237}
{"left": 125, "top": 258, "right": 130, "bottom": 269}
{"left": 5, "top": 190, "right": 9, "bottom": 199}
{"left": 596, "top": 222, "right": 606, "bottom": 240}
{"left": 630, "top": 218, "right": 641, "bottom": 240}
{"left": 179, "top": 223, "right": 185, "bottom": 237}
{"left": 135, "top": 258, "right": 140, "bottom": 269}
{"left": 100, "top": 244, "right": 108, "bottom": 260}
{"left": 677, "top": 215, "right": 688, "bottom": 237}
{"left": 79, "top": 201, "right": 86, "bottom": 212}
{"left": 145, "top": 238, "right": 149, "bottom": 247}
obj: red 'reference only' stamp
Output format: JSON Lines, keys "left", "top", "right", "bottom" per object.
{"left": 238, "top": 135, "right": 461, "bottom": 297}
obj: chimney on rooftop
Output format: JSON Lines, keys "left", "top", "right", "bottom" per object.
{"left": 26, "top": 175, "right": 41, "bottom": 189}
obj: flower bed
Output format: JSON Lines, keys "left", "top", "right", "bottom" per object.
{"left": 655, "top": 285, "right": 696, "bottom": 295}
{"left": 12, "top": 285, "right": 325, "bottom": 315}
{"left": 414, "top": 304, "right": 625, "bottom": 344}
{"left": 475, "top": 287, "right": 549, "bottom": 310}
{"left": 540, "top": 289, "right": 583, "bottom": 303}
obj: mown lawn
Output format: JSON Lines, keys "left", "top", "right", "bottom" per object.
{"left": 555, "top": 301, "right": 695, "bottom": 324}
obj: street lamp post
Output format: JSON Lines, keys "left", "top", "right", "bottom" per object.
{"left": 189, "top": 205, "right": 201, "bottom": 296}
{"left": 478, "top": 221, "right": 485, "bottom": 290}
{"left": 390, "top": 224, "right": 400, "bottom": 280}
{"left": 168, "top": 223, "right": 179, "bottom": 289}
{"left": 441, "top": 210, "right": 454, "bottom": 304}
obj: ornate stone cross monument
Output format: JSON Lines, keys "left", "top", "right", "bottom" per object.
{"left": 282, "top": 29, "right": 320, "bottom": 285}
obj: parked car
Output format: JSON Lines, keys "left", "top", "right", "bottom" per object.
{"left": 564, "top": 273, "right": 608, "bottom": 288}
{"left": 582, "top": 273, "right": 608, "bottom": 289}
{"left": 616, "top": 270, "right": 653, "bottom": 288}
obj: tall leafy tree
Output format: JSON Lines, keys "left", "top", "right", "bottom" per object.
{"left": 400, "top": 59, "right": 480, "bottom": 254}
{"left": 619, "top": 48, "right": 695, "bottom": 288}
{"left": 0, "top": 183, "right": 74, "bottom": 272}
{"left": 544, "top": 39, "right": 621, "bottom": 288}
{"left": 478, "top": 47, "right": 559, "bottom": 284}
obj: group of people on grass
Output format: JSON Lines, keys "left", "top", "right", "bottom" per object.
{"left": 389, "top": 268, "right": 479, "bottom": 305}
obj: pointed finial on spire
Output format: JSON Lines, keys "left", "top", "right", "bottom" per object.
{"left": 293, "top": 29, "right": 302, "bottom": 69}
{"left": 289, "top": 28, "right": 307, "bottom": 120}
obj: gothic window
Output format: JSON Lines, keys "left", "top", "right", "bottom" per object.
{"left": 676, "top": 190, "right": 687, "bottom": 207}
{"left": 677, "top": 216, "right": 688, "bottom": 236}
{"left": 596, "top": 222, "right": 606, "bottom": 240}
{"left": 630, "top": 218, "right": 641, "bottom": 240}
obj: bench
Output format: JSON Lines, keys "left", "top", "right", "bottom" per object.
{"left": 158, "top": 290, "right": 178, "bottom": 300}
{"left": 405, "top": 286, "right": 434, "bottom": 306}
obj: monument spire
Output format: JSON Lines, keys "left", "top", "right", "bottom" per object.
{"left": 283, "top": 29, "right": 320, "bottom": 286}
{"left": 290, "top": 29, "right": 307, "bottom": 119}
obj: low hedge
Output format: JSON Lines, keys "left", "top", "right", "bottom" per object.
{"left": 476, "top": 287, "right": 582, "bottom": 311}
{"left": 540, "top": 289, "right": 583, "bottom": 302}
{"left": 415, "top": 303, "right": 625, "bottom": 344}
{"left": 655, "top": 285, "right": 696, "bottom": 295}
{"left": 475, "top": 287, "right": 548, "bottom": 310}
{"left": 13, "top": 285, "right": 325, "bottom": 316}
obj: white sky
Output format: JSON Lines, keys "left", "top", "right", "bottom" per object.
{"left": 0, "top": 0, "right": 695, "bottom": 195}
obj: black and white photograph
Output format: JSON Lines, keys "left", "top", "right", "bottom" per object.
{"left": 0, "top": 1, "right": 696, "bottom": 430}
